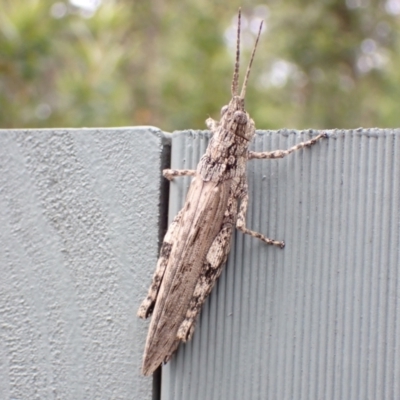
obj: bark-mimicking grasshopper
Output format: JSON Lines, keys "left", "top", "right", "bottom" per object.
{"left": 137, "top": 9, "right": 327, "bottom": 376}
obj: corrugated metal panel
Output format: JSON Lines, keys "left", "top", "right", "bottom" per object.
{"left": 161, "top": 129, "right": 400, "bottom": 400}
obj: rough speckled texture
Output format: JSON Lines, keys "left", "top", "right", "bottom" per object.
{"left": 0, "top": 127, "right": 169, "bottom": 400}
{"left": 163, "top": 129, "right": 400, "bottom": 400}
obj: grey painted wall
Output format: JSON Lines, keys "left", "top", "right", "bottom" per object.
{"left": 162, "top": 129, "right": 400, "bottom": 400}
{"left": 0, "top": 127, "right": 169, "bottom": 400}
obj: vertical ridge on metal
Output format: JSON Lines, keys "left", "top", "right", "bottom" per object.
{"left": 162, "top": 129, "right": 400, "bottom": 400}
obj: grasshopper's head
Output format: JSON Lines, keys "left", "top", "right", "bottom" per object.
{"left": 215, "top": 9, "right": 263, "bottom": 144}
{"left": 219, "top": 95, "right": 253, "bottom": 142}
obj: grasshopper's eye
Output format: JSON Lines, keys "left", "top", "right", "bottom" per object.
{"left": 234, "top": 110, "right": 247, "bottom": 125}
{"left": 220, "top": 105, "right": 228, "bottom": 116}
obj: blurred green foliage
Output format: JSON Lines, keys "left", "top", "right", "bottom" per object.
{"left": 1, "top": 0, "right": 400, "bottom": 130}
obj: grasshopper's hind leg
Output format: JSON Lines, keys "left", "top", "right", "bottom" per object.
{"left": 137, "top": 209, "right": 183, "bottom": 319}
{"left": 177, "top": 216, "right": 235, "bottom": 342}
{"left": 140, "top": 167, "right": 196, "bottom": 317}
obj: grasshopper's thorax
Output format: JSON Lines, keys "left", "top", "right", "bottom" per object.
{"left": 197, "top": 96, "right": 254, "bottom": 182}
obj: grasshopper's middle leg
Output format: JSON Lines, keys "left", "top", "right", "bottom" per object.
{"left": 236, "top": 185, "right": 285, "bottom": 248}
{"left": 163, "top": 169, "right": 196, "bottom": 181}
{"left": 137, "top": 209, "right": 183, "bottom": 319}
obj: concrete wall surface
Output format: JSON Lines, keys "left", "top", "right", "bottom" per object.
{"left": 0, "top": 127, "right": 170, "bottom": 400}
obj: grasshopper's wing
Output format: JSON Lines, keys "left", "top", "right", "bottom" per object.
{"left": 141, "top": 175, "right": 231, "bottom": 376}
{"left": 177, "top": 191, "right": 238, "bottom": 341}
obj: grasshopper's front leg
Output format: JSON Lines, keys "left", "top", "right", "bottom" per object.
{"left": 206, "top": 117, "right": 219, "bottom": 131}
{"left": 248, "top": 132, "right": 327, "bottom": 160}
{"left": 137, "top": 209, "right": 184, "bottom": 319}
{"left": 236, "top": 184, "right": 285, "bottom": 248}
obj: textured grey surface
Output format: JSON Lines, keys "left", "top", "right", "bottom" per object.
{"left": 162, "top": 129, "right": 400, "bottom": 400}
{"left": 0, "top": 127, "right": 169, "bottom": 400}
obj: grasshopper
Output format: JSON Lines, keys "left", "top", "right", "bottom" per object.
{"left": 137, "top": 9, "right": 327, "bottom": 376}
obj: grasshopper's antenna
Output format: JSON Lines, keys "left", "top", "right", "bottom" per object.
{"left": 231, "top": 8, "right": 241, "bottom": 96}
{"left": 240, "top": 20, "right": 263, "bottom": 99}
